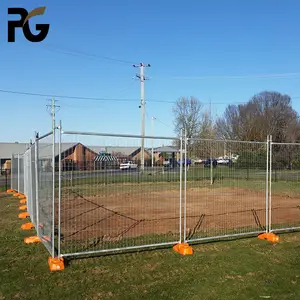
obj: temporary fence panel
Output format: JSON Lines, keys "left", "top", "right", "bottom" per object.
{"left": 23, "top": 149, "right": 32, "bottom": 216}
{"left": 36, "top": 132, "right": 55, "bottom": 256}
{"left": 184, "top": 138, "right": 268, "bottom": 243}
{"left": 12, "top": 124, "right": 300, "bottom": 264}
{"left": 30, "top": 144, "right": 37, "bottom": 226}
{"left": 18, "top": 154, "right": 24, "bottom": 194}
{"left": 270, "top": 142, "right": 300, "bottom": 232}
{"left": 59, "top": 131, "right": 182, "bottom": 257}
{"left": 11, "top": 154, "right": 18, "bottom": 191}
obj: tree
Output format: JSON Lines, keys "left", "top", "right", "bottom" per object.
{"left": 215, "top": 91, "right": 300, "bottom": 143}
{"left": 172, "top": 97, "right": 217, "bottom": 158}
{"left": 198, "top": 111, "right": 215, "bottom": 139}
{"left": 172, "top": 96, "right": 203, "bottom": 139}
{"left": 216, "top": 91, "right": 300, "bottom": 169}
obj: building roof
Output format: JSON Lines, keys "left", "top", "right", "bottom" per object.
{"left": 0, "top": 142, "right": 78, "bottom": 159}
{"left": 39, "top": 143, "right": 78, "bottom": 159}
{"left": 153, "top": 146, "right": 179, "bottom": 153}
{"left": 0, "top": 143, "right": 144, "bottom": 159}
{"left": 0, "top": 143, "right": 30, "bottom": 159}
{"left": 89, "top": 146, "right": 140, "bottom": 157}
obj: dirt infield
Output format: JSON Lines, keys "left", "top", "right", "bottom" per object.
{"left": 60, "top": 185, "right": 300, "bottom": 245}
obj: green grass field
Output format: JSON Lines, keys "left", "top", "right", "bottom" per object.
{"left": 1, "top": 193, "right": 300, "bottom": 300}
{"left": 59, "top": 166, "right": 300, "bottom": 188}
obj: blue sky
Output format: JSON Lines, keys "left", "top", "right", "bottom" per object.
{"left": 1, "top": 0, "right": 300, "bottom": 144}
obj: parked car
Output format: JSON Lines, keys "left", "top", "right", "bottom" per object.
{"left": 204, "top": 159, "right": 218, "bottom": 168}
{"left": 205, "top": 158, "right": 233, "bottom": 168}
{"left": 193, "top": 159, "right": 203, "bottom": 165}
{"left": 163, "top": 158, "right": 171, "bottom": 167}
{"left": 163, "top": 158, "right": 176, "bottom": 168}
{"left": 177, "top": 158, "right": 192, "bottom": 166}
{"left": 120, "top": 161, "right": 138, "bottom": 170}
{"left": 217, "top": 157, "right": 233, "bottom": 165}
{"left": 217, "top": 157, "right": 228, "bottom": 164}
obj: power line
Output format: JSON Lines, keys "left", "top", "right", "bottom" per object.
{"left": 1, "top": 88, "right": 299, "bottom": 105}
{"left": 41, "top": 44, "right": 135, "bottom": 65}
{"left": 0, "top": 89, "right": 141, "bottom": 102}
{"left": 0, "top": 88, "right": 176, "bottom": 104}
{"left": 155, "top": 118, "right": 174, "bottom": 129}
{"left": 146, "top": 111, "right": 173, "bottom": 129}
{"left": 25, "top": 43, "right": 300, "bottom": 79}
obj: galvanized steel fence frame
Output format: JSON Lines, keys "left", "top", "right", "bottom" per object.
{"left": 58, "top": 129, "right": 184, "bottom": 258}
{"left": 11, "top": 131, "right": 56, "bottom": 258}
{"left": 183, "top": 136, "right": 270, "bottom": 244}
{"left": 9, "top": 128, "right": 300, "bottom": 264}
{"left": 269, "top": 137, "right": 300, "bottom": 234}
{"left": 10, "top": 154, "right": 18, "bottom": 191}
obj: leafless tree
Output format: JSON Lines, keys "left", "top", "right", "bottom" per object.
{"left": 173, "top": 96, "right": 203, "bottom": 139}
{"left": 198, "top": 111, "right": 215, "bottom": 139}
{"left": 215, "top": 91, "right": 300, "bottom": 143}
{"left": 216, "top": 91, "right": 300, "bottom": 168}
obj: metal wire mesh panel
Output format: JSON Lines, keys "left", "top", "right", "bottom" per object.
{"left": 19, "top": 155, "right": 24, "bottom": 194}
{"left": 11, "top": 154, "right": 18, "bottom": 191}
{"left": 270, "top": 142, "right": 300, "bottom": 232}
{"left": 30, "top": 144, "right": 37, "bottom": 227}
{"left": 185, "top": 138, "right": 268, "bottom": 243}
{"left": 23, "top": 149, "right": 32, "bottom": 216}
{"left": 37, "top": 133, "right": 54, "bottom": 255}
{"left": 59, "top": 132, "right": 181, "bottom": 257}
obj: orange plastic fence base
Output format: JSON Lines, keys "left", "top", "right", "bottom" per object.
{"left": 19, "top": 205, "right": 27, "bottom": 211}
{"left": 24, "top": 236, "right": 41, "bottom": 244}
{"left": 20, "top": 199, "right": 27, "bottom": 204}
{"left": 18, "top": 212, "right": 29, "bottom": 219}
{"left": 21, "top": 222, "right": 35, "bottom": 230}
{"left": 173, "top": 243, "right": 193, "bottom": 255}
{"left": 48, "top": 257, "right": 65, "bottom": 272}
{"left": 13, "top": 193, "right": 21, "bottom": 197}
{"left": 7, "top": 189, "right": 15, "bottom": 193}
{"left": 258, "top": 232, "right": 280, "bottom": 243}
{"left": 18, "top": 195, "right": 26, "bottom": 199}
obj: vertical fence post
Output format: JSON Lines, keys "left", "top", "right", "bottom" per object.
{"left": 71, "top": 168, "right": 73, "bottom": 187}
{"left": 35, "top": 132, "right": 40, "bottom": 236}
{"left": 179, "top": 129, "right": 183, "bottom": 243}
{"left": 52, "top": 127, "right": 56, "bottom": 258}
{"left": 17, "top": 153, "right": 20, "bottom": 192}
{"left": 265, "top": 135, "right": 269, "bottom": 233}
{"left": 29, "top": 141, "right": 33, "bottom": 218}
{"left": 10, "top": 155, "right": 13, "bottom": 191}
{"left": 5, "top": 169, "right": 8, "bottom": 191}
{"left": 269, "top": 135, "right": 273, "bottom": 232}
{"left": 58, "top": 121, "right": 62, "bottom": 257}
{"left": 210, "top": 141, "right": 213, "bottom": 185}
{"left": 22, "top": 154, "right": 28, "bottom": 196}
{"left": 184, "top": 131, "right": 187, "bottom": 243}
